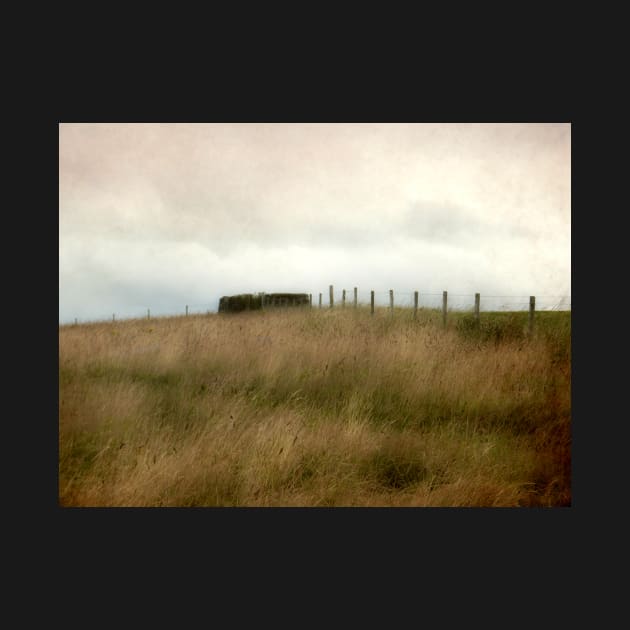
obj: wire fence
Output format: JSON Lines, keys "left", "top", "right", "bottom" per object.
{"left": 61, "top": 286, "right": 570, "bottom": 326}
{"left": 316, "top": 287, "right": 570, "bottom": 313}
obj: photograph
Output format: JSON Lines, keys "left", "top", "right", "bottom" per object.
{"left": 58, "top": 122, "right": 571, "bottom": 507}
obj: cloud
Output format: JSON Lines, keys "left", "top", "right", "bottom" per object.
{"left": 59, "top": 123, "right": 571, "bottom": 322}
{"left": 401, "top": 201, "right": 484, "bottom": 245}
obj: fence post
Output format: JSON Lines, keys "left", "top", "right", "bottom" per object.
{"left": 342, "top": 289, "right": 346, "bottom": 308}
{"left": 474, "top": 293, "right": 480, "bottom": 327}
{"left": 186, "top": 305, "right": 188, "bottom": 316}
{"left": 354, "top": 287, "right": 358, "bottom": 308}
{"left": 371, "top": 290, "right": 375, "bottom": 316}
{"left": 329, "top": 285, "right": 334, "bottom": 309}
{"left": 319, "top": 293, "right": 322, "bottom": 308}
{"left": 309, "top": 293, "right": 312, "bottom": 308}
{"left": 148, "top": 308, "right": 151, "bottom": 321}
{"left": 529, "top": 296, "right": 535, "bottom": 336}
{"left": 442, "top": 291, "right": 447, "bottom": 327}
{"left": 389, "top": 289, "right": 394, "bottom": 318}
{"left": 414, "top": 291, "right": 418, "bottom": 320}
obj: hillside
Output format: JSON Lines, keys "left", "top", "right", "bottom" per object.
{"left": 58, "top": 306, "right": 571, "bottom": 507}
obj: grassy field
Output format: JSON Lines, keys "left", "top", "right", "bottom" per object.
{"left": 58, "top": 305, "right": 571, "bottom": 507}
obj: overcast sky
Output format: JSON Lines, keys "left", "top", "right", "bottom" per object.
{"left": 59, "top": 122, "right": 570, "bottom": 322}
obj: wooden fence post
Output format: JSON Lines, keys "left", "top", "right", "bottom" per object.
{"left": 414, "top": 291, "right": 418, "bottom": 320}
{"left": 329, "top": 285, "right": 334, "bottom": 309}
{"left": 389, "top": 289, "right": 394, "bottom": 318}
{"left": 319, "top": 293, "right": 322, "bottom": 308}
{"left": 371, "top": 290, "right": 374, "bottom": 316}
{"left": 354, "top": 287, "right": 358, "bottom": 308}
{"left": 309, "top": 293, "right": 312, "bottom": 308}
{"left": 474, "top": 293, "right": 480, "bottom": 326}
{"left": 186, "top": 305, "right": 188, "bottom": 316}
{"left": 342, "top": 289, "right": 346, "bottom": 308}
{"left": 442, "top": 291, "right": 447, "bottom": 327}
{"left": 529, "top": 296, "right": 535, "bottom": 336}
{"left": 148, "top": 308, "right": 151, "bottom": 321}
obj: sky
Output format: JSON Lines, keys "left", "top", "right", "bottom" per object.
{"left": 59, "top": 122, "right": 571, "bottom": 323}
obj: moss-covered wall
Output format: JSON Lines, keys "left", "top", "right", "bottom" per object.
{"left": 263, "top": 293, "right": 310, "bottom": 308}
{"left": 218, "top": 293, "right": 310, "bottom": 312}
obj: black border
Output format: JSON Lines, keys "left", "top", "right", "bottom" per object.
{"left": 43, "top": 81, "right": 582, "bottom": 587}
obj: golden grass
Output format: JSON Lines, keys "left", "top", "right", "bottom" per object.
{"left": 59, "top": 307, "right": 571, "bottom": 507}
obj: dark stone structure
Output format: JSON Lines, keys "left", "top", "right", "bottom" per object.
{"left": 218, "top": 292, "right": 310, "bottom": 313}
{"left": 218, "top": 294, "right": 261, "bottom": 313}
{"left": 263, "top": 293, "right": 310, "bottom": 308}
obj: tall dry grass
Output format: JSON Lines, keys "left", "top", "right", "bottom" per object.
{"left": 59, "top": 306, "right": 571, "bottom": 507}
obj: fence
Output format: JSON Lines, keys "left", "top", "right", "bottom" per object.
{"left": 316, "top": 286, "right": 569, "bottom": 312}
{"left": 311, "top": 286, "right": 570, "bottom": 333}
{"left": 63, "top": 286, "right": 570, "bottom": 327}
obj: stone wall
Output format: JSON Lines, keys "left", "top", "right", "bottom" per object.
{"left": 218, "top": 293, "right": 310, "bottom": 312}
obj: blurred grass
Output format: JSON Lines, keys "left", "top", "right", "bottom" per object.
{"left": 59, "top": 305, "right": 570, "bottom": 507}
